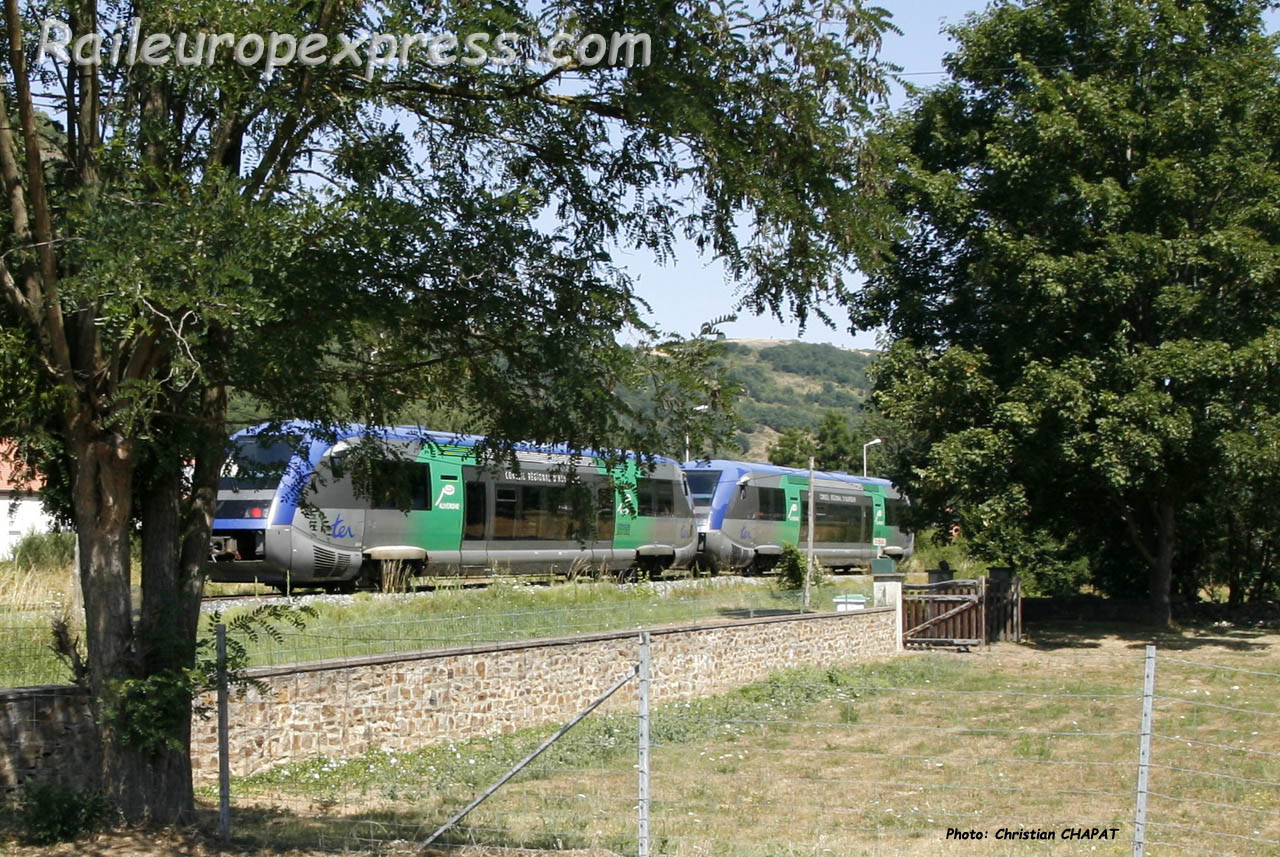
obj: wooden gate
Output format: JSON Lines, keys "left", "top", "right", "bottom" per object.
{"left": 903, "top": 574, "right": 1022, "bottom": 650}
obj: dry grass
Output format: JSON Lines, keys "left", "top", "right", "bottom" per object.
{"left": 210, "top": 623, "right": 1278, "bottom": 857}
{"left": 1, "top": 623, "right": 1274, "bottom": 856}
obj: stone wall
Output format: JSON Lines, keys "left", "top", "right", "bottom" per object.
{"left": 190, "top": 607, "right": 896, "bottom": 781}
{"left": 0, "top": 685, "right": 100, "bottom": 797}
{"left": 0, "top": 607, "right": 897, "bottom": 793}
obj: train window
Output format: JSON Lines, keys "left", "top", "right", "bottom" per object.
{"left": 305, "top": 454, "right": 359, "bottom": 508}
{"left": 220, "top": 437, "right": 300, "bottom": 492}
{"left": 683, "top": 471, "right": 721, "bottom": 509}
{"left": 636, "top": 478, "right": 676, "bottom": 517}
{"left": 596, "top": 486, "right": 615, "bottom": 541}
{"left": 493, "top": 486, "right": 519, "bottom": 539}
{"left": 800, "top": 492, "right": 873, "bottom": 543}
{"left": 369, "top": 461, "right": 431, "bottom": 511}
{"left": 756, "top": 487, "right": 787, "bottom": 521}
{"left": 492, "top": 483, "right": 576, "bottom": 540}
{"left": 464, "top": 480, "right": 487, "bottom": 539}
{"left": 884, "top": 498, "right": 909, "bottom": 531}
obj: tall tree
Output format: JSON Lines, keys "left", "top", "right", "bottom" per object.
{"left": 1, "top": 0, "right": 898, "bottom": 820}
{"left": 857, "top": 0, "right": 1280, "bottom": 624}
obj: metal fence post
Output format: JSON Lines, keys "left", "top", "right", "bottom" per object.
{"left": 217, "top": 623, "right": 231, "bottom": 843}
{"left": 804, "top": 457, "right": 815, "bottom": 610}
{"left": 1132, "top": 645, "right": 1156, "bottom": 857}
{"left": 638, "top": 631, "right": 652, "bottom": 857}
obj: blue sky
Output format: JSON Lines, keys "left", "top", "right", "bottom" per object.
{"left": 622, "top": 1, "right": 971, "bottom": 349}
{"left": 622, "top": 1, "right": 1278, "bottom": 349}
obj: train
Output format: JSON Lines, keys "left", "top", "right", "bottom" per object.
{"left": 206, "top": 424, "right": 911, "bottom": 590}
{"left": 207, "top": 423, "right": 697, "bottom": 590}
{"left": 681, "top": 459, "right": 913, "bottom": 572}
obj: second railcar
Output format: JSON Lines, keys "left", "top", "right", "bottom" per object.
{"left": 208, "top": 423, "right": 698, "bottom": 589}
{"left": 682, "top": 459, "right": 913, "bottom": 572}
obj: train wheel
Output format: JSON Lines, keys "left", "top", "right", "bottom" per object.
{"left": 358, "top": 559, "right": 383, "bottom": 591}
{"left": 751, "top": 555, "right": 779, "bottom": 576}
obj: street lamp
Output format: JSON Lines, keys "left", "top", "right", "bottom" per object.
{"left": 684, "top": 405, "right": 710, "bottom": 462}
{"left": 862, "top": 438, "right": 882, "bottom": 477}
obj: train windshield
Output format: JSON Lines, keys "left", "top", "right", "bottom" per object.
{"left": 683, "top": 470, "right": 722, "bottom": 509}
{"left": 219, "top": 437, "right": 300, "bottom": 493}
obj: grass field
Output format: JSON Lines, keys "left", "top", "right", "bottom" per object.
{"left": 0, "top": 563, "right": 875, "bottom": 686}
{"left": 209, "top": 624, "right": 1280, "bottom": 857}
{"left": 213, "top": 575, "right": 874, "bottom": 669}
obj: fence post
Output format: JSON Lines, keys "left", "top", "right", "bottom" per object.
{"left": 216, "top": 622, "right": 231, "bottom": 843}
{"left": 1132, "top": 645, "right": 1156, "bottom": 857}
{"left": 872, "top": 566, "right": 905, "bottom": 652}
{"left": 804, "top": 457, "right": 815, "bottom": 610}
{"left": 638, "top": 631, "right": 652, "bottom": 857}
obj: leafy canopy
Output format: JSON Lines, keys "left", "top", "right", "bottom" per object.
{"left": 856, "top": 0, "right": 1280, "bottom": 619}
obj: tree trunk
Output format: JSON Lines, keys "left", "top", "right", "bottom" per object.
{"left": 120, "top": 463, "right": 196, "bottom": 823}
{"left": 1148, "top": 500, "right": 1176, "bottom": 627}
{"left": 119, "top": 387, "right": 226, "bottom": 823}
{"left": 71, "top": 432, "right": 135, "bottom": 698}
{"left": 69, "top": 429, "right": 137, "bottom": 801}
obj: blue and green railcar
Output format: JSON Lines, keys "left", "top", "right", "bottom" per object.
{"left": 208, "top": 423, "right": 697, "bottom": 589}
{"left": 682, "top": 459, "right": 913, "bottom": 572}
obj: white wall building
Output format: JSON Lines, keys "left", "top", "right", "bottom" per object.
{"left": 0, "top": 453, "right": 57, "bottom": 560}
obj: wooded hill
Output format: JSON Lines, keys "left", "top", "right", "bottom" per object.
{"left": 706, "top": 340, "right": 877, "bottom": 461}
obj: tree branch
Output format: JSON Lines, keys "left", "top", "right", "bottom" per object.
{"left": 3, "top": 0, "right": 75, "bottom": 382}
{"left": 1120, "top": 505, "right": 1158, "bottom": 570}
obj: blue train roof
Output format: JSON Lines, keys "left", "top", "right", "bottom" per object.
{"left": 231, "top": 421, "right": 678, "bottom": 465}
{"left": 681, "top": 458, "right": 894, "bottom": 488}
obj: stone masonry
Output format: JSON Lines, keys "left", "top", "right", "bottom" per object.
{"left": 0, "top": 607, "right": 896, "bottom": 792}
{"left": 189, "top": 607, "right": 897, "bottom": 781}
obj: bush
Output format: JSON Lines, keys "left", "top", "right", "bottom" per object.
{"left": 8, "top": 531, "right": 75, "bottom": 572}
{"left": 18, "top": 784, "right": 114, "bottom": 844}
{"left": 774, "top": 544, "right": 824, "bottom": 591}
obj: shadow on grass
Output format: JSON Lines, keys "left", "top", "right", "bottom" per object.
{"left": 715, "top": 607, "right": 802, "bottom": 619}
{"left": 1022, "top": 619, "right": 1272, "bottom": 652}
{"left": 207, "top": 799, "right": 629, "bottom": 856}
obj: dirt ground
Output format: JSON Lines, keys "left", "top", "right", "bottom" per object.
{"left": 0, "top": 827, "right": 623, "bottom": 857}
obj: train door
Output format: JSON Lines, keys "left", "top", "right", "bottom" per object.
{"left": 781, "top": 475, "right": 805, "bottom": 546}
{"left": 362, "top": 443, "right": 433, "bottom": 556}
{"left": 461, "top": 466, "right": 490, "bottom": 570}
{"left": 422, "top": 459, "right": 466, "bottom": 569}
{"left": 869, "top": 489, "right": 888, "bottom": 551}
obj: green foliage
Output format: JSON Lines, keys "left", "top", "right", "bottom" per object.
{"left": 102, "top": 669, "right": 205, "bottom": 756}
{"left": 859, "top": 0, "right": 1280, "bottom": 620}
{"left": 767, "top": 427, "right": 819, "bottom": 468}
{"left": 2, "top": 0, "right": 902, "bottom": 818}
{"left": 758, "top": 343, "right": 875, "bottom": 390}
{"left": 17, "top": 784, "right": 115, "bottom": 845}
{"left": 774, "top": 543, "right": 824, "bottom": 591}
{"left": 767, "top": 409, "right": 910, "bottom": 476}
{"left": 6, "top": 531, "right": 74, "bottom": 572}
{"left": 102, "top": 604, "right": 315, "bottom": 755}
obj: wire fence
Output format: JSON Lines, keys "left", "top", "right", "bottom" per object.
{"left": 0, "top": 580, "right": 873, "bottom": 687}
{"left": 0, "top": 614, "right": 69, "bottom": 687}
{"left": 212, "top": 584, "right": 870, "bottom": 667}
{"left": 208, "top": 635, "right": 1280, "bottom": 857}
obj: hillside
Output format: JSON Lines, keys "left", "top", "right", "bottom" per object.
{"left": 707, "top": 339, "right": 877, "bottom": 460}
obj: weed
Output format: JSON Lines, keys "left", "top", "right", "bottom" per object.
{"left": 17, "top": 783, "right": 115, "bottom": 844}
